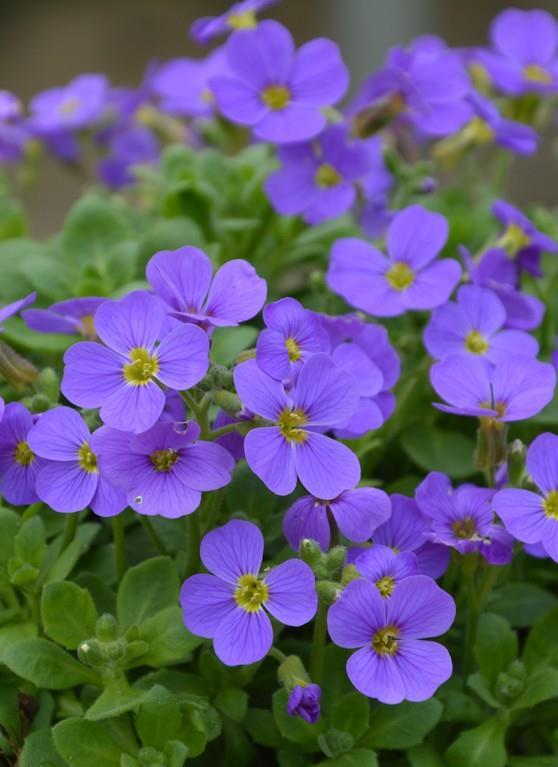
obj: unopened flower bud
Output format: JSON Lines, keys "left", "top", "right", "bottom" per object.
{"left": 316, "top": 579, "right": 342, "bottom": 605}
{"left": 508, "top": 439, "right": 527, "bottom": 486}
{"left": 96, "top": 613, "right": 119, "bottom": 642}
{"left": 35, "top": 367, "right": 60, "bottom": 401}
{"left": 214, "top": 390, "right": 242, "bottom": 416}
{"left": 340, "top": 564, "right": 360, "bottom": 587}
{"left": 78, "top": 639, "right": 104, "bottom": 667}
{"left": 299, "top": 538, "right": 323, "bottom": 568}
{"left": 325, "top": 545, "right": 346, "bottom": 573}
{"left": 0, "top": 340, "right": 38, "bottom": 388}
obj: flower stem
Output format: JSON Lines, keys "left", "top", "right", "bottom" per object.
{"left": 61, "top": 513, "right": 79, "bottom": 551}
{"left": 309, "top": 601, "right": 328, "bottom": 685}
{"left": 139, "top": 516, "right": 168, "bottom": 555}
{"left": 269, "top": 646, "right": 287, "bottom": 664}
{"left": 181, "top": 390, "right": 212, "bottom": 438}
{"left": 208, "top": 422, "right": 243, "bottom": 440}
{"left": 184, "top": 513, "right": 201, "bottom": 578}
{"left": 112, "top": 515, "right": 126, "bottom": 583}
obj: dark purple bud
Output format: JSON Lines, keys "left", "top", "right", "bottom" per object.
{"left": 287, "top": 683, "right": 321, "bottom": 724}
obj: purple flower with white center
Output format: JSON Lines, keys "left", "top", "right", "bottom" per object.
{"left": 371, "top": 494, "right": 450, "bottom": 579}
{"left": 0, "top": 293, "right": 36, "bottom": 331}
{"left": 28, "top": 74, "right": 109, "bottom": 136}
{"left": 256, "top": 297, "right": 330, "bottom": 382}
{"left": 431, "top": 354, "right": 556, "bottom": 423}
{"left": 461, "top": 246, "right": 545, "bottom": 331}
{"left": 234, "top": 354, "right": 361, "bottom": 499}
{"left": 146, "top": 246, "right": 266, "bottom": 331}
{"left": 349, "top": 39, "right": 471, "bottom": 138}
{"left": 416, "top": 472, "right": 513, "bottom": 565}
{"left": 0, "top": 403, "right": 45, "bottom": 505}
{"left": 27, "top": 407, "right": 126, "bottom": 516}
{"left": 190, "top": 0, "right": 277, "bottom": 45}
{"left": 287, "top": 684, "right": 321, "bottom": 724}
{"left": 494, "top": 433, "right": 558, "bottom": 563}
{"left": 283, "top": 487, "right": 391, "bottom": 552}
{"left": 327, "top": 575, "right": 455, "bottom": 703}
{"left": 492, "top": 200, "right": 558, "bottom": 278}
{"left": 478, "top": 9, "right": 558, "bottom": 95}
{"left": 180, "top": 519, "right": 317, "bottom": 665}
{"left": 264, "top": 124, "right": 370, "bottom": 225}
{"left": 457, "top": 91, "right": 538, "bottom": 155}
{"left": 151, "top": 49, "right": 228, "bottom": 119}
{"left": 98, "top": 125, "right": 160, "bottom": 189}
{"left": 210, "top": 20, "right": 349, "bottom": 144}
{"left": 61, "top": 291, "right": 209, "bottom": 434}
{"left": 92, "top": 420, "right": 234, "bottom": 518}
{"left": 353, "top": 545, "right": 419, "bottom": 597}
{"left": 23, "top": 297, "right": 105, "bottom": 339}
{"left": 328, "top": 205, "right": 461, "bottom": 318}
{"left": 424, "top": 285, "right": 539, "bottom": 365}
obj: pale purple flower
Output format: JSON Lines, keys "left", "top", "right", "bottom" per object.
{"left": 180, "top": 519, "right": 317, "bottom": 665}
{"left": 0, "top": 293, "right": 36, "bottom": 331}
{"left": 287, "top": 684, "right": 321, "bottom": 724}
{"left": 28, "top": 74, "right": 109, "bottom": 136}
{"left": 460, "top": 91, "right": 538, "bottom": 154}
{"left": 0, "top": 91, "right": 27, "bottom": 164}
{"left": 327, "top": 205, "right": 461, "bottom": 317}
{"left": 327, "top": 575, "right": 455, "bottom": 703}
{"left": 234, "top": 354, "right": 361, "bottom": 499}
{"left": 23, "top": 297, "right": 105, "bottom": 339}
{"left": 98, "top": 125, "right": 160, "bottom": 188}
{"left": 283, "top": 487, "right": 391, "bottom": 551}
{"left": 61, "top": 291, "right": 209, "bottom": 433}
{"left": 190, "top": 0, "right": 277, "bottom": 45}
{"left": 0, "top": 403, "right": 45, "bottom": 505}
{"left": 359, "top": 136, "right": 393, "bottom": 238}
{"left": 151, "top": 49, "right": 228, "bottom": 118}
{"left": 210, "top": 20, "right": 349, "bottom": 143}
{"left": 492, "top": 199, "right": 558, "bottom": 277}
{"left": 353, "top": 544, "right": 419, "bottom": 597}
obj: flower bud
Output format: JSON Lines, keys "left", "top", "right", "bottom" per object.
{"left": 340, "top": 564, "right": 360, "bottom": 587}
{"left": 316, "top": 579, "right": 342, "bottom": 605}
{"left": 299, "top": 538, "right": 323, "bottom": 568}
{"left": 96, "top": 614, "right": 119, "bottom": 642}
{"left": 507, "top": 439, "right": 527, "bottom": 486}
{"left": 29, "top": 393, "right": 51, "bottom": 413}
{"left": 214, "top": 390, "right": 242, "bottom": 417}
{"left": 78, "top": 639, "right": 105, "bottom": 667}
{"left": 0, "top": 340, "right": 38, "bottom": 388}
{"left": 35, "top": 367, "right": 60, "bottom": 401}
{"left": 325, "top": 546, "right": 346, "bottom": 573}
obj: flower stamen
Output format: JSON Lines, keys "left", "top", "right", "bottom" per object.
{"left": 234, "top": 573, "right": 269, "bottom": 612}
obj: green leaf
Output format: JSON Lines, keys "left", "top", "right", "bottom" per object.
{"left": 0, "top": 620, "right": 37, "bottom": 664}
{"left": 215, "top": 688, "right": 249, "bottom": 723}
{"left": 511, "top": 668, "right": 558, "bottom": 710}
{"left": 329, "top": 692, "right": 369, "bottom": 740}
{"left": 135, "top": 606, "right": 202, "bottom": 667}
{"left": 401, "top": 427, "right": 475, "bottom": 479}
{"left": 3, "top": 638, "right": 100, "bottom": 689}
{"left": 14, "top": 516, "right": 46, "bottom": 568}
{"left": 408, "top": 743, "right": 445, "bottom": 767}
{"left": 135, "top": 685, "right": 183, "bottom": 749}
{"left": 487, "top": 583, "right": 558, "bottom": 627}
{"left": 475, "top": 613, "right": 518, "bottom": 684}
{"left": 316, "top": 750, "right": 378, "bottom": 767}
{"left": 1, "top": 318, "right": 73, "bottom": 354}
{"left": 53, "top": 718, "right": 129, "bottom": 767}
{"left": 445, "top": 717, "right": 507, "bottom": 767}
{"left": 117, "top": 556, "right": 179, "bottom": 629}
{"left": 165, "top": 740, "right": 189, "bottom": 767}
{"left": 211, "top": 326, "right": 258, "bottom": 366}
{"left": 19, "top": 727, "right": 66, "bottom": 767}
{"left": 359, "top": 699, "right": 442, "bottom": 750}
{"left": 244, "top": 708, "right": 283, "bottom": 748}
{"left": 137, "top": 217, "right": 204, "bottom": 273}
{"left": 45, "top": 523, "right": 100, "bottom": 583}
{"left": 523, "top": 607, "right": 558, "bottom": 671}
{"left": 272, "top": 689, "right": 323, "bottom": 750}
{"left": 61, "top": 194, "right": 133, "bottom": 264}
{"left": 85, "top": 681, "right": 146, "bottom": 721}
{"left": 467, "top": 673, "right": 499, "bottom": 708}
{"left": 0, "top": 507, "right": 21, "bottom": 563}
{"left": 41, "top": 581, "right": 97, "bottom": 649}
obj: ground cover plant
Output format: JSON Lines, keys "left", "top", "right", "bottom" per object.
{"left": 1, "top": 3, "right": 558, "bottom": 765}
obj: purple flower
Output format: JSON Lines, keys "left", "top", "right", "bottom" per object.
{"left": 359, "top": 136, "right": 393, "bottom": 239}
{"left": 479, "top": 9, "right": 558, "bottom": 94}
{"left": 23, "top": 297, "right": 105, "bottom": 339}
{"left": 492, "top": 200, "right": 558, "bottom": 277}
{"left": 0, "top": 91, "right": 27, "bottom": 164}
{"left": 327, "top": 205, "right": 461, "bottom": 317}
{"left": 92, "top": 420, "right": 234, "bottom": 518}
{"left": 210, "top": 20, "right": 349, "bottom": 144}
{"left": 27, "top": 407, "right": 126, "bottom": 516}
{"left": 287, "top": 684, "right": 321, "bottom": 724}
{"left": 265, "top": 124, "right": 370, "bottom": 225}
{"left": 283, "top": 487, "right": 391, "bottom": 551}
{"left": 327, "top": 575, "right": 455, "bottom": 703}
{"left": 146, "top": 247, "right": 266, "bottom": 330}
{"left": 494, "top": 433, "right": 558, "bottom": 562}
{"left": 234, "top": 354, "right": 361, "bottom": 498}
{"left": 151, "top": 49, "right": 228, "bottom": 118}
{"left": 190, "top": 0, "right": 277, "bottom": 45}
{"left": 416, "top": 472, "right": 513, "bottom": 564}
{"left": 458, "top": 91, "right": 538, "bottom": 155}
{"left": 180, "top": 519, "right": 317, "bottom": 665}
{"left": 424, "top": 285, "right": 539, "bottom": 365}
{"left": 461, "top": 246, "right": 545, "bottom": 331}
{"left": 353, "top": 545, "right": 419, "bottom": 597}
{"left": 98, "top": 125, "right": 160, "bottom": 188}
{"left": 431, "top": 354, "right": 556, "bottom": 422}
{"left": 256, "top": 298, "right": 330, "bottom": 381}
{"left": 28, "top": 74, "right": 109, "bottom": 136}
{"left": 213, "top": 410, "right": 245, "bottom": 461}
{"left": 61, "top": 291, "right": 209, "bottom": 433}
{"left": 0, "top": 403, "right": 45, "bottom": 505}
{"left": 0, "top": 293, "right": 36, "bottom": 331}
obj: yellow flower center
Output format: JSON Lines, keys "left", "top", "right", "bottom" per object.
{"left": 465, "top": 330, "right": 489, "bottom": 355}
{"left": 14, "top": 441, "right": 34, "bottom": 467}
{"left": 464, "top": 117, "right": 494, "bottom": 145}
{"left": 523, "top": 64, "right": 552, "bottom": 85}
{"left": 234, "top": 573, "right": 269, "bottom": 612}
{"left": 498, "top": 223, "right": 531, "bottom": 255}
{"left": 78, "top": 443, "right": 98, "bottom": 474}
{"left": 261, "top": 85, "right": 291, "bottom": 110}
{"left": 451, "top": 516, "right": 477, "bottom": 539}
{"left": 227, "top": 9, "right": 257, "bottom": 30}
{"left": 277, "top": 408, "right": 308, "bottom": 443}
{"left": 386, "top": 261, "right": 415, "bottom": 291}
{"left": 315, "top": 163, "right": 342, "bottom": 189}
{"left": 375, "top": 576, "right": 395, "bottom": 598}
{"left": 80, "top": 314, "right": 96, "bottom": 340}
{"left": 60, "top": 97, "right": 80, "bottom": 116}
{"left": 285, "top": 337, "right": 302, "bottom": 362}
{"left": 543, "top": 490, "right": 558, "bottom": 520}
{"left": 372, "top": 625, "right": 399, "bottom": 655}
{"left": 123, "top": 347, "right": 159, "bottom": 386}
{"left": 201, "top": 88, "right": 214, "bottom": 104}
{"left": 150, "top": 449, "right": 179, "bottom": 473}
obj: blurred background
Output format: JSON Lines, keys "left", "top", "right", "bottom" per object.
{"left": 0, "top": 0, "right": 556, "bottom": 236}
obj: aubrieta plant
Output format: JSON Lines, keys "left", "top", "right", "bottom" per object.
{"left": 2, "top": 4, "right": 558, "bottom": 767}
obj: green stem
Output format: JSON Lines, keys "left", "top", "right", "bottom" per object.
{"left": 463, "top": 565, "right": 479, "bottom": 681}
{"left": 309, "top": 601, "right": 328, "bottom": 684}
{"left": 181, "top": 390, "right": 212, "bottom": 438}
{"left": 184, "top": 513, "right": 201, "bottom": 578}
{"left": 139, "top": 516, "right": 168, "bottom": 556}
{"left": 208, "top": 422, "right": 244, "bottom": 440}
{"left": 269, "top": 646, "right": 287, "bottom": 664}
{"left": 61, "top": 513, "right": 79, "bottom": 551}
{"left": 112, "top": 515, "right": 126, "bottom": 583}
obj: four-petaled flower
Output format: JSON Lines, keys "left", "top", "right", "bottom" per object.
{"left": 0, "top": 403, "right": 44, "bottom": 505}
